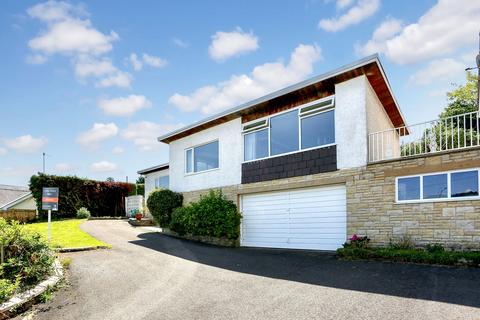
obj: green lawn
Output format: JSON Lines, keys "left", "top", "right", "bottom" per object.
{"left": 22, "top": 219, "right": 110, "bottom": 249}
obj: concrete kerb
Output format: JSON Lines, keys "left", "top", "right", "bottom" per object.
{"left": 0, "top": 259, "right": 64, "bottom": 319}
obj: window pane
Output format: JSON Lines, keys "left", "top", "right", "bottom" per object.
{"left": 451, "top": 171, "right": 479, "bottom": 197}
{"left": 186, "top": 149, "right": 193, "bottom": 173}
{"left": 244, "top": 129, "right": 268, "bottom": 161}
{"left": 270, "top": 110, "right": 299, "bottom": 156}
{"left": 301, "top": 110, "right": 335, "bottom": 149}
{"left": 194, "top": 141, "right": 219, "bottom": 172}
{"left": 398, "top": 177, "right": 420, "bottom": 201}
{"left": 158, "top": 176, "right": 169, "bottom": 189}
{"left": 423, "top": 174, "right": 447, "bottom": 199}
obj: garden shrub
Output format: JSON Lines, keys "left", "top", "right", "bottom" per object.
{"left": 388, "top": 234, "right": 415, "bottom": 250}
{"left": 169, "top": 190, "right": 241, "bottom": 240}
{"left": 76, "top": 207, "right": 91, "bottom": 219}
{"left": 30, "top": 173, "right": 134, "bottom": 218}
{"left": 425, "top": 243, "right": 445, "bottom": 254}
{"left": 0, "top": 218, "right": 55, "bottom": 303}
{"left": 147, "top": 189, "right": 183, "bottom": 227}
{"left": 343, "top": 234, "right": 370, "bottom": 249}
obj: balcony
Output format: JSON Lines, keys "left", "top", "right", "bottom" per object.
{"left": 368, "top": 111, "right": 480, "bottom": 163}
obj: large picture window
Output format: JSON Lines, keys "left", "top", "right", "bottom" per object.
{"left": 242, "top": 96, "right": 335, "bottom": 161}
{"left": 396, "top": 169, "right": 479, "bottom": 202}
{"left": 185, "top": 140, "right": 219, "bottom": 174}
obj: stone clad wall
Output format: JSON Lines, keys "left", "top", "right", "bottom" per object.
{"left": 181, "top": 147, "right": 480, "bottom": 249}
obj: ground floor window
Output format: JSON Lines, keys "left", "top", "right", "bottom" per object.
{"left": 396, "top": 169, "right": 479, "bottom": 202}
{"left": 155, "top": 176, "right": 169, "bottom": 189}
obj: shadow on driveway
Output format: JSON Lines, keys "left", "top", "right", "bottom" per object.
{"left": 130, "top": 232, "right": 480, "bottom": 308}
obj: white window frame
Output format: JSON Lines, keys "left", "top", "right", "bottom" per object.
{"left": 184, "top": 139, "right": 220, "bottom": 175}
{"left": 242, "top": 95, "right": 336, "bottom": 163}
{"left": 395, "top": 168, "right": 480, "bottom": 203}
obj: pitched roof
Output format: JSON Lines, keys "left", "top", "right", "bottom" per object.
{"left": 137, "top": 163, "right": 169, "bottom": 175}
{"left": 0, "top": 185, "right": 30, "bottom": 207}
{"left": 158, "top": 54, "right": 407, "bottom": 144}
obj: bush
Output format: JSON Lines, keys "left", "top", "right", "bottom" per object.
{"left": 29, "top": 173, "right": 134, "bottom": 218}
{"left": 425, "top": 243, "right": 445, "bottom": 254}
{"left": 389, "top": 234, "right": 415, "bottom": 250}
{"left": 343, "top": 234, "right": 370, "bottom": 249}
{"left": 169, "top": 190, "right": 241, "bottom": 240}
{"left": 0, "top": 218, "right": 55, "bottom": 303}
{"left": 147, "top": 189, "right": 183, "bottom": 227}
{"left": 76, "top": 207, "right": 91, "bottom": 219}
{"left": 337, "top": 246, "right": 480, "bottom": 267}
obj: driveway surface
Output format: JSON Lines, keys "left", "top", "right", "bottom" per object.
{"left": 26, "top": 220, "right": 480, "bottom": 320}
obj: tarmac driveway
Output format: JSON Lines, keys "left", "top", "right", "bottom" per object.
{"left": 27, "top": 220, "right": 480, "bottom": 320}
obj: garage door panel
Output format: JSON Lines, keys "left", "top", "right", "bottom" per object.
{"left": 241, "top": 185, "right": 346, "bottom": 251}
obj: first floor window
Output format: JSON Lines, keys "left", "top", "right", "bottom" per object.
{"left": 185, "top": 140, "right": 219, "bottom": 174}
{"left": 270, "top": 110, "right": 299, "bottom": 156}
{"left": 155, "top": 176, "right": 169, "bottom": 189}
{"left": 244, "top": 129, "right": 268, "bottom": 161}
{"left": 396, "top": 169, "right": 480, "bottom": 202}
{"left": 301, "top": 109, "right": 335, "bottom": 149}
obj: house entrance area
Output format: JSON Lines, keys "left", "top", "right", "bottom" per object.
{"left": 240, "top": 185, "right": 347, "bottom": 251}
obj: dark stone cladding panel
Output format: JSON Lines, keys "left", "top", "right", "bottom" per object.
{"left": 241, "top": 145, "right": 337, "bottom": 184}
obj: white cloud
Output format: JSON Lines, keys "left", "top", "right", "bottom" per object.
{"left": 54, "top": 162, "right": 73, "bottom": 173}
{"left": 90, "top": 161, "right": 117, "bottom": 172}
{"left": 26, "top": 54, "right": 48, "bottom": 65}
{"left": 112, "top": 146, "right": 124, "bottom": 154}
{"left": 74, "top": 56, "right": 117, "bottom": 78}
{"left": 129, "top": 53, "right": 142, "bottom": 71}
{"left": 121, "top": 121, "right": 183, "bottom": 151}
{"left": 3, "top": 135, "right": 47, "bottom": 153}
{"left": 95, "top": 71, "right": 132, "bottom": 88}
{"left": 98, "top": 95, "right": 152, "bottom": 117}
{"left": 336, "top": 0, "right": 354, "bottom": 9}
{"left": 209, "top": 28, "right": 259, "bottom": 62}
{"left": 318, "top": 0, "right": 380, "bottom": 32}
{"left": 173, "top": 37, "right": 189, "bottom": 48}
{"left": 0, "top": 148, "right": 7, "bottom": 156}
{"left": 142, "top": 53, "right": 167, "bottom": 68}
{"left": 356, "top": 0, "right": 480, "bottom": 64}
{"left": 77, "top": 123, "right": 118, "bottom": 148}
{"left": 169, "top": 43, "right": 322, "bottom": 115}
{"left": 355, "top": 17, "right": 403, "bottom": 57}
{"left": 27, "top": 1, "right": 118, "bottom": 56}
{"left": 409, "top": 58, "right": 465, "bottom": 85}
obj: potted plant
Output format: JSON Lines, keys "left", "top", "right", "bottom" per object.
{"left": 135, "top": 212, "right": 143, "bottom": 221}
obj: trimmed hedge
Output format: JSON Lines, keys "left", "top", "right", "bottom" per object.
{"left": 170, "top": 190, "right": 241, "bottom": 240}
{"left": 337, "top": 247, "right": 480, "bottom": 267}
{"left": 30, "top": 173, "right": 134, "bottom": 218}
{"left": 147, "top": 189, "right": 183, "bottom": 227}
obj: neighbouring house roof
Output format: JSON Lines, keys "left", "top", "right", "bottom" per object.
{"left": 137, "top": 163, "right": 169, "bottom": 175}
{"left": 0, "top": 192, "right": 34, "bottom": 211}
{"left": 158, "top": 54, "right": 407, "bottom": 144}
{"left": 0, "top": 185, "right": 32, "bottom": 210}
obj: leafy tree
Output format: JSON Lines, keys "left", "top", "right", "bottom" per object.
{"left": 106, "top": 177, "right": 115, "bottom": 182}
{"left": 136, "top": 176, "right": 145, "bottom": 184}
{"left": 440, "top": 72, "right": 478, "bottom": 118}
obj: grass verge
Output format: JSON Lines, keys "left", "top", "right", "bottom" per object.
{"left": 337, "top": 247, "right": 480, "bottom": 267}
{"left": 22, "top": 219, "right": 110, "bottom": 249}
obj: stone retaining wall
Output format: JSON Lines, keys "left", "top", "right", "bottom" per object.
{"left": 181, "top": 147, "right": 480, "bottom": 249}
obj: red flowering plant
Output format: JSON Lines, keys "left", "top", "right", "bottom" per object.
{"left": 343, "top": 234, "right": 370, "bottom": 248}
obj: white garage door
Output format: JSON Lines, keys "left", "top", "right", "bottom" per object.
{"left": 241, "top": 185, "right": 346, "bottom": 251}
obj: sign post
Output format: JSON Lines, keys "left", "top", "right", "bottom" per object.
{"left": 42, "top": 187, "right": 59, "bottom": 242}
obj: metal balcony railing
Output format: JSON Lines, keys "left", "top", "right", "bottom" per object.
{"left": 368, "top": 111, "right": 480, "bottom": 162}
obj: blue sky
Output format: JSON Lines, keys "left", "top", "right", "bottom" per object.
{"left": 1, "top": 0, "right": 478, "bottom": 186}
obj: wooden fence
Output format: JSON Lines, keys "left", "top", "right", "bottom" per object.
{"left": 0, "top": 209, "right": 37, "bottom": 223}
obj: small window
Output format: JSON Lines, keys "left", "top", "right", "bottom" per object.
{"left": 423, "top": 174, "right": 447, "bottom": 199}
{"left": 398, "top": 176, "right": 420, "bottom": 201}
{"left": 244, "top": 128, "right": 268, "bottom": 161}
{"left": 301, "top": 109, "right": 335, "bottom": 149}
{"left": 270, "top": 110, "right": 299, "bottom": 156}
{"left": 155, "top": 176, "right": 169, "bottom": 189}
{"left": 451, "top": 171, "right": 479, "bottom": 198}
{"left": 185, "top": 141, "right": 219, "bottom": 174}
{"left": 186, "top": 149, "right": 193, "bottom": 173}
